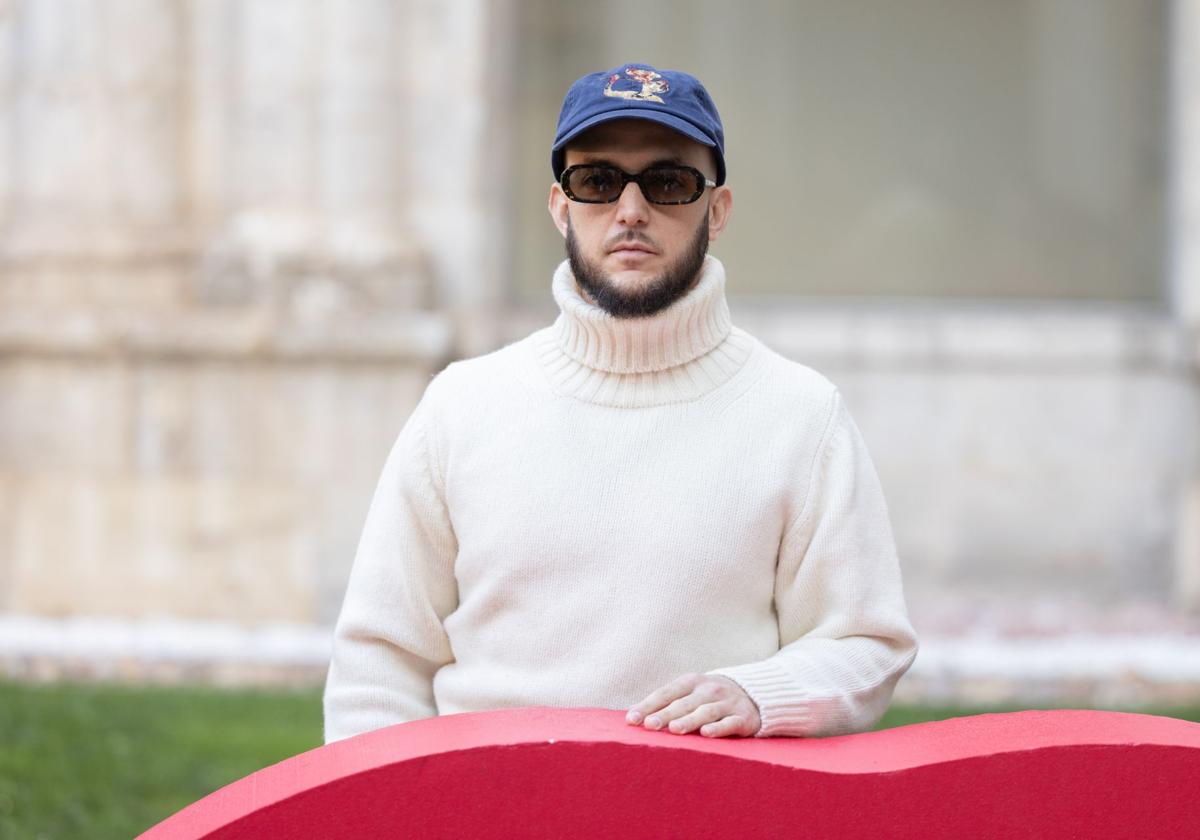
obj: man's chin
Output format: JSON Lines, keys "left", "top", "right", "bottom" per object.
{"left": 602, "top": 265, "right": 658, "bottom": 290}
{"left": 565, "top": 219, "right": 708, "bottom": 318}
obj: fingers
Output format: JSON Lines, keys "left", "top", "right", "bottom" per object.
{"left": 652, "top": 692, "right": 711, "bottom": 731}
{"left": 625, "top": 673, "right": 702, "bottom": 726}
{"left": 700, "top": 715, "right": 753, "bottom": 738}
{"left": 625, "top": 674, "right": 760, "bottom": 737}
{"left": 666, "top": 702, "right": 725, "bottom": 734}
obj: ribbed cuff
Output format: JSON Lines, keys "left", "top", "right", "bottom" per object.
{"left": 708, "top": 658, "right": 814, "bottom": 738}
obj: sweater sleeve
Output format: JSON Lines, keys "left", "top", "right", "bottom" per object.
{"left": 708, "top": 389, "right": 918, "bottom": 737}
{"left": 323, "top": 388, "right": 458, "bottom": 743}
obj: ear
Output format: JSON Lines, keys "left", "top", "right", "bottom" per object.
{"left": 706, "top": 186, "right": 733, "bottom": 242}
{"left": 548, "top": 183, "right": 570, "bottom": 238}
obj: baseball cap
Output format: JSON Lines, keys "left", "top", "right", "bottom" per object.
{"left": 551, "top": 63, "right": 726, "bottom": 186}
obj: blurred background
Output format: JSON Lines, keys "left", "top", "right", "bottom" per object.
{"left": 1, "top": 0, "right": 1199, "bottom": 760}
{"left": 4, "top": 0, "right": 1200, "bottom": 832}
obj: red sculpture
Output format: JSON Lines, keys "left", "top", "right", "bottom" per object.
{"left": 139, "top": 707, "right": 1200, "bottom": 839}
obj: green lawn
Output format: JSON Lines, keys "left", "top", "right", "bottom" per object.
{"left": 2, "top": 679, "right": 1197, "bottom": 839}
{"left": 1, "top": 680, "right": 323, "bottom": 840}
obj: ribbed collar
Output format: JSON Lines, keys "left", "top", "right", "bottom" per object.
{"left": 550, "top": 255, "right": 732, "bottom": 374}
{"left": 533, "top": 256, "right": 758, "bottom": 408}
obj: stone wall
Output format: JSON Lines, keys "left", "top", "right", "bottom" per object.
{"left": 0, "top": 0, "right": 509, "bottom": 625}
{"left": 0, "top": 0, "right": 1197, "bottom": 689}
{"left": 738, "top": 308, "right": 1197, "bottom": 617}
{"left": 1172, "top": 0, "right": 1200, "bottom": 612}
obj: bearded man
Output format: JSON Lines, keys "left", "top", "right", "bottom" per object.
{"left": 324, "top": 64, "right": 918, "bottom": 742}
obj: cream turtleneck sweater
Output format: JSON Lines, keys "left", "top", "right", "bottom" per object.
{"left": 324, "top": 256, "right": 917, "bottom": 743}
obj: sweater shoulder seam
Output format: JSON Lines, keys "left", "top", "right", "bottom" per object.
{"left": 782, "top": 388, "right": 842, "bottom": 540}
{"left": 415, "top": 378, "right": 448, "bottom": 498}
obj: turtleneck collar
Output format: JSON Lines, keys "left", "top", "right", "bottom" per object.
{"left": 531, "top": 255, "right": 759, "bottom": 408}
{"left": 550, "top": 254, "right": 733, "bottom": 374}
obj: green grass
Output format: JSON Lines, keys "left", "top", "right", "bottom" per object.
{"left": 0, "top": 680, "right": 323, "bottom": 840}
{"left": 876, "top": 703, "right": 1200, "bottom": 729}
{"left": 1, "top": 679, "right": 1197, "bottom": 839}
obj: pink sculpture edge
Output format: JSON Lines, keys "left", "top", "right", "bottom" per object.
{"left": 138, "top": 707, "right": 1200, "bottom": 839}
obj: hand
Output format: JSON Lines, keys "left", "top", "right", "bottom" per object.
{"left": 625, "top": 673, "right": 761, "bottom": 738}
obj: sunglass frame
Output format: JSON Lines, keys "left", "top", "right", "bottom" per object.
{"left": 560, "top": 164, "right": 716, "bottom": 205}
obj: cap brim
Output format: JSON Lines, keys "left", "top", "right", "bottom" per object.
{"left": 553, "top": 108, "right": 717, "bottom": 153}
{"left": 551, "top": 108, "right": 723, "bottom": 184}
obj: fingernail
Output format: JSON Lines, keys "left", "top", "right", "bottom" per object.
{"left": 646, "top": 716, "right": 661, "bottom": 729}
{"left": 626, "top": 710, "right": 642, "bottom": 724}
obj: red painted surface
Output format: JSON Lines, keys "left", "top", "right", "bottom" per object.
{"left": 139, "top": 708, "right": 1200, "bottom": 839}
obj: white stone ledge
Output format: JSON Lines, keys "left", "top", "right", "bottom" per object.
{"left": 0, "top": 309, "right": 455, "bottom": 362}
{"left": 0, "top": 614, "right": 332, "bottom": 667}
{"left": 910, "top": 634, "right": 1200, "bottom": 683}
{"left": 2, "top": 614, "right": 1199, "bottom": 689}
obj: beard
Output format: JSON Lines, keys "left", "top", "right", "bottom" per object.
{"left": 565, "top": 216, "right": 709, "bottom": 319}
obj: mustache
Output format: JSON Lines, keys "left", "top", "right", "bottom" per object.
{"left": 604, "top": 231, "right": 659, "bottom": 252}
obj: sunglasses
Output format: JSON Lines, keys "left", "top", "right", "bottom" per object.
{"left": 560, "top": 164, "right": 717, "bottom": 205}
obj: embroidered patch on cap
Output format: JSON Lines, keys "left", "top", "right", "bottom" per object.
{"left": 553, "top": 63, "right": 726, "bottom": 185}
{"left": 603, "top": 67, "right": 669, "bottom": 103}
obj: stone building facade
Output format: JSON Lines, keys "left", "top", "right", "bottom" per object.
{"left": 0, "top": 0, "right": 1198, "bottom": 699}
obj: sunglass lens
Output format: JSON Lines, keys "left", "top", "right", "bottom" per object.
{"left": 642, "top": 167, "right": 699, "bottom": 204}
{"left": 568, "top": 167, "right": 620, "bottom": 201}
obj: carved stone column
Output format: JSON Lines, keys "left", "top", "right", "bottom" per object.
{"left": 1177, "top": 0, "right": 1200, "bottom": 328}
{"left": 0, "top": 0, "right": 190, "bottom": 621}
{"left": 398, "top": 0, "right": 513, "bottom": 357}
{"left": 0, "top": 0, "right": 188, "bottom": 307}
{"left": 196, "top": 0, "right": 430, "bottom": 323}
{"left": 1172, "top": 0, "right": 1200, "bottom": 611}
{"left": 0, "top": 0, "right": 453, "bottom": 630}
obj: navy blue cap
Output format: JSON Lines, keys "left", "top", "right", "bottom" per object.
{"left": 551, "top": 63, "right": 726, "bottom": 186}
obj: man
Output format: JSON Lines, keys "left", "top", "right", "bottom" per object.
{"left": 323, "top": 63, "right": 917, "bottom": 743}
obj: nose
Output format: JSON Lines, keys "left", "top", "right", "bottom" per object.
{"left": 613, "top": 179, "right": 651, "bottom": 227}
